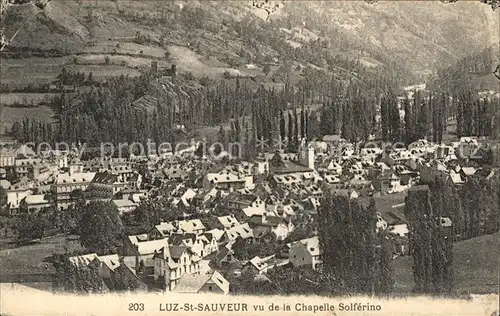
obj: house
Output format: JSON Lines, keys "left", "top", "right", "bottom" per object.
{"left": 360, "top": 147, "right": 383, "bottom": 161}
{"left": 149, "top": 222, "right": 177, "bottom": 239}
{"left": 68, "top": 253, "right": 124, "bottom": 289}
{"left": 204, "top": 228, "right": 225, "bottom": 245}
{"left": 298, "top": 139, "right": 315, "bottom": 170}
{"left": 51, "top": 170, "right": 96, "bottom": 209}
{"left": 112, "top": 198, "right": 138, "bottom": 214}
{"left": 86, "top": 171, "right": 127, "bottom": 199}
{"left": 248, "top": 214, "right": 294, "bottom": 242}
{"left": 322, "top": 135, "right": 342, "bottom": 144}
{"left": 435, "top": 145, "right": 455, "bottom": 160}
{"left": 201, "top": 232, "right": 220, "bottom": 256}
{"left": 208, "top": 214, "right": 239, "bottom": 231}
{"left": 172, "top": 270, "right": 229, "bottom": 294}
{"left": 323, "top": 173, "right": 341, "bottom": 184}
{"left": 241, "top": 255, "right": 288, "bottom": 276}
{"left": 267, "top": 202, "right": 296, "bottom": 219}
{"left": 0, "top": 148, "right": 15, "bottom": 167}
{"left": 68, "top": 253, "right": 100, "bottom": 268}
{"left": 111, "top": 261, "right": 149, "bottom": 292}
{"left": 456, "top": 137, "right": 480, "bottom": 159}
{"left": 171, "top": 187, "right": 197, "bottom": 208}
{"left": 288, "top": 237, "right": 322, "bottom": 270}
{"left": 373, "top": 172, "right": 404, "bottom": 195}
{"left": 168, "top": 233, "right": 217, "bottom": 258}
{"left": 325, "top": 159, "right": 343, "bottom": 175}
{"left": 330, "top": 189, "right": 359, "bottom": 200}
{"left": 221, "top": 223, "right": 254, "bottom": 244}
{"left": 123, "top": 236, "right": 170, "bottom": 271}
{"left": 373, "top": 192, "right": 409, "bottom": 242}
{"left": 153, "top": 244, "right": 202, "bottom": 291}
{"left": 382, "top": 150, "right": 413, "bottom": 166}
{"left": 376, "top": 213, "right": 388, "bottom": 232}
{"left": 0, "top": 178, "right": 10, "bottom": 189}
{"left": 204, "top": 170, "right": 253, "bottom": 191}
{"left": 446, "top": 170, "right": 465, "bottom": 185}
{"left": 252, "top": 158, "right": 269, "bottom": 175}
{"left": 213, "top": 244, "right": 240, "bottom": 269}
{"left": 459, "top": 167, "right": 477, "bottom": 179}
{"left": 12, "top": 157, "right": 43, "bottom": 179}
{"left": 227, "top": 193, "right": 266, "bottom": 222}
{"left": 5, "top": 185, "right": 32, "bottom": 215}
{"left": 19, "top": 194, "right": 51, "bottom": 213}
{"left": 177, "top": 219, "right": 206, "bottom": 235}
{"left": 269, "top": 152, "right": 313, "bottom": 175}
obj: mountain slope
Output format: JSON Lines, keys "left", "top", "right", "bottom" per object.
{"left": 2, "top": 0, "right": 498, "bottom": 84}
{"left": 274, "top": 1, "right": 499, "bottom": 77}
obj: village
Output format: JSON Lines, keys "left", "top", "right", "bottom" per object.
{"left": 1, "top": 119, "right": 498, "bottom": 294}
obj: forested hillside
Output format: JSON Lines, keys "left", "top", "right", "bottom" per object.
{"left": 2, "top": 0, "right": 499, "bottom": 147}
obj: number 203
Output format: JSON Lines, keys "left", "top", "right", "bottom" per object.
{"left": 129, "top": 303, "right": 145, "bottom": 311}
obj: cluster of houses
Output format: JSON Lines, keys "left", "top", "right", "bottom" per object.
{"left": 0, "top": 134, "right": 497, "bottom": 294}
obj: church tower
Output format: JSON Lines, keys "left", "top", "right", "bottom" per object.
{"left": 299, "top": 138, "right": 315, "bottom": 170}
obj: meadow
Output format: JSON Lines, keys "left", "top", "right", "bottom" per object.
{"left": 392, "top": 232, "right": 499, "bottom": 294}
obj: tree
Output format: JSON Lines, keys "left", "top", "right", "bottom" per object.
{"left": 293, "top": 108, "right": 300, "bottom": 140}
{"left": 11, "top": 121, "right": 22, "bottom": 141}
{"left": 287, "top": 110, "right": 294, "bottom": 143}
{"left": 111, "top": 265, "right": 141, "bottom": 291}
{"left": 217, "top": 125, "right": 227, "bottom": 148}
{"left": 52, "top": 254, "right": 104, "bottom": 294}
{"left": 300, "top": 106, "right": 306, "bottom": 139}
{"left": 232, "top": 237, "right": 278, "bottom": 260}
{"left": 284, "top": 224, "right": 315, "bottom": 243}
{"left": 76, "top": 201, "right": 124, "bottom": 255}
{"left": 380, "top": 97, "right": 389, "bottom": 141}
{"left": 266, "top": 265, "right": 340, "bottom": 295}
{"left": 403, "top": 95, "right": 413, "bottom": 144}
{"left": 320, "top": 105, "right": 333, "bottom": 136}
{"left": 317, "top": 194, "right": 393, "bottom": 295}
{"left": 263, "top": 64, "right": 271, "bottom": 75}
{"left": 16, "top": 213, "right": 50, "bottom": 243}
{"left": 87, "top": 71, "right": 94, "bottom": 84}
{"left": 0, "top": 187, "right": 6, "bottom": 208}
{"left": 279, "top": 110, "right": 286, "bottom": 141}
{"left": 405, "top": 185, "right": 453, "bottom": 294}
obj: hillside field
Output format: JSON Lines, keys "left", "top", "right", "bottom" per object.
{"left": 0, "top": 105, "right": 56, "bottom": 134}
{"left": 392, "top": 232, "right": 499, "bottom": 294}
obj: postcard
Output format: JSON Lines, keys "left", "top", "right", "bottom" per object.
{"left": 0, "top": 0, "right": 498, "bottom": 315}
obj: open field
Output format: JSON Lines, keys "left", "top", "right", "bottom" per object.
{"left": 0, "top": 57, "right": 69, "bottom": 87}
{"left": 392, "top": 232, "right": 499, "bottom": 294}
{"left": 1, "top": 55, "right": 143, "bottom": 89}
{"left": 0, "top": 105, "right": 56, "bottom": 134}
{"left": 0, "top": 93, "right": 59, "bottom": 106}
{"left": 0, "top": 235, "right": 83, "bottom": 282}
{"left": 65, "top": 64, "right": 142, "bottom": 78}
{"left": 73, "top": 54, "right": 167, "bottom": 70}
{"left": 169, "top": 45, "right": 259, "bottom": 78}
{"left": 80, "top": 41, "right": 168, "bottom": 59}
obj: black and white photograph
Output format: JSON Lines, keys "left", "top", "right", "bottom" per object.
{"left": 0, "top": 0, "right": 499, "bottom": 315}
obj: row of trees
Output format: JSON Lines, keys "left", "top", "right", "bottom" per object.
{"left": 13, "top": 200, "right": 124, "bottom": 255}
{"left": 52, "top": 251, "right": 142, "bottom": 293}
{"left": 318, "top": 194, "right": 394, "bottom": 295}
{"left": 404, "top": 174, "right": 499, "bottom": 294}
{"left": 420, "top": 176, "right": 499, "bottom": 241}
{"left": 455, "top": 91, "right": 498, "bottom": 138}
{"left": 405, "top": 185, "right": 453, "bottom": 294}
